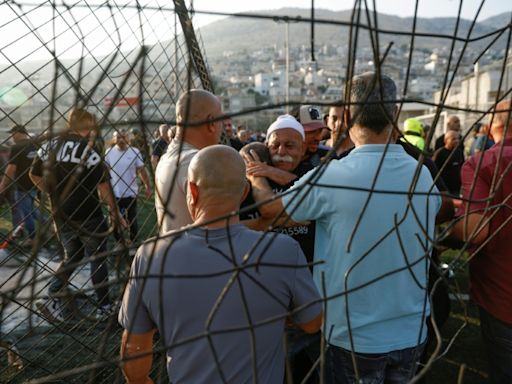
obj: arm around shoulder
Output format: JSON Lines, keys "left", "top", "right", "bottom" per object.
{"left": 295, "top": 312, "right": 323, "bottom": 334}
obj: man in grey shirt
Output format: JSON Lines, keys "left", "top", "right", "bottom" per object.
{"left": 119, "top": 145, "right": 323, "bottom": 384}
{"left": 154, "top": 89, "right": 224, "bottom": 234}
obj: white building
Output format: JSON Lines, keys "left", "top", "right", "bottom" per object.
{"left": 254, "top": 72, "right": 286, "bottom": 96}
{"left": 433, "top": 54, "right": 512, "bottom": 130}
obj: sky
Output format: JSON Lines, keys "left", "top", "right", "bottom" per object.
{"left": 191, "top": 0, "right": 509, "bottom": 27}
{"left": 0, "top": 0, "right": 509, "bottom": 66}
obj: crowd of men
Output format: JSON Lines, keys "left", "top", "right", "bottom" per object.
{"left": 0, "top": 70, "right": 510, "bottom": 383}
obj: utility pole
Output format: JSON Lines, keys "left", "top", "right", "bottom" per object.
{"left": 285, "top": 21, "right": 290, "bottom": 113}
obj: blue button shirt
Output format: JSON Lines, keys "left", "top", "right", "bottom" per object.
{"left": 283, "top": 144, "right": 441, "bottom": 353}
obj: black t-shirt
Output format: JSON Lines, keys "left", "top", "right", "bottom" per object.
{"left": 240, "top": 172, "right": 316, "bottom": 265}
{"left": 434, "top": 135, "right": 445, "bottom": 151}
{"left": 295, "top": 147, "right": 331, "bottom": 176}
{"left": 230, "top": 137, "right": 244, "bottom": 151}
{"left": 152, "top": 137, "right": 168, "bottom": 158}
{"left": 31, "top": 134, "right": 109, "bottom": 221}
{"left": 8, "top": 140, "right": 37, "bottom": 192}
{"left": 433, "top": 146, "right": 464, "bottom": 195}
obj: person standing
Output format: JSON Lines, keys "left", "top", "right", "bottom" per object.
{"left": 450, "top": 100, "right": 512, "bottom": 383}
{"left": 105, "top": 130, "right": 151, "bottom": 244}
{"left": 0, "top": 125, "right": 38, "bottom": 246}
{"left": 434, "top": 115, "right": 462, "bottom": 151}
{"left": 402, "top": 118, "right": 426, "bottom": 151}
{"left": 119, "top": 145, "right": 322, "bottom": 384}
{"left": 151, "top": 124, "right": 171, "bottom": 169}
{"left": 323, "top": 104, "right": 353, "bottom": 156}
{"left": 30, "top": 108, "right": 126, "bottom": 322}
{"left": 155, "top": 89, "right": 224, "bottom": 234}
{"left": 249, "top": 72, "right": 441, "bottom": 382}
{"left": 433, "top": 130, "right": 465, "bottom": 196}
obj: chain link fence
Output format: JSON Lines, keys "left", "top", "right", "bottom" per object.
{"left": 0, "top": 0, "right": 510, "bottom": 383}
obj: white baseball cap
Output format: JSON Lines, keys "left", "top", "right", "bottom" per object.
{"left": 299, "top": 105, "right": 327, "bottom": 131}
{"left": 266, "top": 114, "right": 305, "bottom": 141}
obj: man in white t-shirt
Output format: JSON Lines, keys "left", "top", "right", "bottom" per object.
{"left": 155, "top": 89, "right": 224, "bottom": 234}
{"left": 105, "top": 130, "right": 151, "bottom": 243}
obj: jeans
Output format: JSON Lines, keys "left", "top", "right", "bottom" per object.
{"left": 478, "top": 306, "right": 512, "bottom": 383}
{"left": 115, "top": 197, "right": 138, "bottom": 242}
{"left": 49, "top": 216, "right": 110, "bottom": 307}
{"left": 11, "top": 189, "right": 37, "bottom": 239}
{"left": 325, "top": 343, "right": 425, "bottom": 384}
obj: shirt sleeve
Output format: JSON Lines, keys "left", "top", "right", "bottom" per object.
{"left": 289, "top": 241, "right": 322, "bottom": 324}
{"left": 30, "top": 147, "right": 44, "bottom": 177}
{"left": 118, "top": 248, "right": 156, "bottom": 333}
{"left": 459, "top": 156, "right": 490, "bottom": 215}
{"left": 7, "top": 144, "right": 20, "bottom": 165}
{"left": 134, "top": 148, "right": 144, "bottom": 168}
{"left": 282, "top": 168, "right": 327, "bottom": 223}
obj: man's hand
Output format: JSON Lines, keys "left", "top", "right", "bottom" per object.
{"left": 111, "top": 210, "right": 129, "bottom": 230}
{"left": 242, "top": 148, "right": 297, "bottom": 186}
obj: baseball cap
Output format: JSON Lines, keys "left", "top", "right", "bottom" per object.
{"left": 8, "top": 125, "right": 28, "bottom": 134}
{"left": 266, "top": 114, "right": 305, "bottom": 141}
{"left": 298, "top": 105, "right": 326, "bottom": 131}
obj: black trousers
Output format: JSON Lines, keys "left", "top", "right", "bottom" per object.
{"left": 115, "top": 197, "right": 139, "bottom": 242}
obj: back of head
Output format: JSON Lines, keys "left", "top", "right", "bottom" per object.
{"left": 68, "top": 108, "right": 97, "bottom": 133}
{"left": 447, "top": 115, "right": 461, "bottom": 132}
{"left": 239, "top": 142, "right": 272, "bottom": 164}
{"left": 404, "top": 118, "right": 424, "bottom": 136}
{"left": 492, "top": 100, "right": 512, "bottom": 130}
{"left": 344, "top": 71, "right": 397, "bottom": 133}
{"left": 176, "top": 89, "right": 220, "bottom": 129}
{"left": 159, "top": 124, "right": 170, "bottom": 137}
{"left": 189, "top": 145, "right": 247, "bottom": 202}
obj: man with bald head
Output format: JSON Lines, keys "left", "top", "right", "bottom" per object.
{"left": 151, "top": 124, "right": 171, "bottom": 169}
{"left": 119, "top": 145, "right": 322, "bottom": 384}
{"left": 450, "top": 100, "right": 512, "bottom": 382}
{"left": 434, "top": 115, "right": 461, "bottom": 151}
{"left": 155, "top": 89, "right": 224, "bottom": 234}
{"left": 433, "top": 129, "right": 464, "bottom": 195}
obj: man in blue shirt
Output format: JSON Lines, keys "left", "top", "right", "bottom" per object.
{"left": 248, "top": 72, "right": 441, "bottom": 383}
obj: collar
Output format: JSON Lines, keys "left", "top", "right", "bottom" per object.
{"left": 351, "top": 144, "right": 404, "bottom": 154}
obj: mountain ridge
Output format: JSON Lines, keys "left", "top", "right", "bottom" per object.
{"left": 198, "top": 8, "right": 511, "bottom": 57}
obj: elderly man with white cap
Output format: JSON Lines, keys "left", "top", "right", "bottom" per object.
{"left": 240, "top": 114, "right": 320, "bottom": 383}
{"left": 244, "top": 114, "right": 305, "bottom": 187}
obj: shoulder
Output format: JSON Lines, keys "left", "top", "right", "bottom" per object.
{"left": 249, "top": 230, "right": 302, "bottom": 262}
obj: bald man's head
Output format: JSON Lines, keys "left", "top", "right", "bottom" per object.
{"left": 176, "top": 89, "right": 222, "bottom": 128}
{"left": 447, "top": 115, "right": 461, "bottom": 132}
{"left": 444, "top": 130, "right": 460, "bottom": 150}
{"left": 188, "top": 145, "right": 247, "bottom": 204}
{"left": 489, "top": 100, "right": 512, "bottom": 141}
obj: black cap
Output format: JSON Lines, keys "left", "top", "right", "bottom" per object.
{"left": 8, "top": 125, "right": 28, "bottom": 134}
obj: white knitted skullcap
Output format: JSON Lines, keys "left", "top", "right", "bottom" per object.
{"left": 266, "top": 114, "right": 305, "bottom": 141}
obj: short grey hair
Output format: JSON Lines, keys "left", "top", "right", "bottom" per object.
{"left": 344, "top": 71, "right": 397, "bottom": 134}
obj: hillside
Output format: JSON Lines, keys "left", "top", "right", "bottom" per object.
{"left": 199, "top": 8, "right": 511, "bottom": 57}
